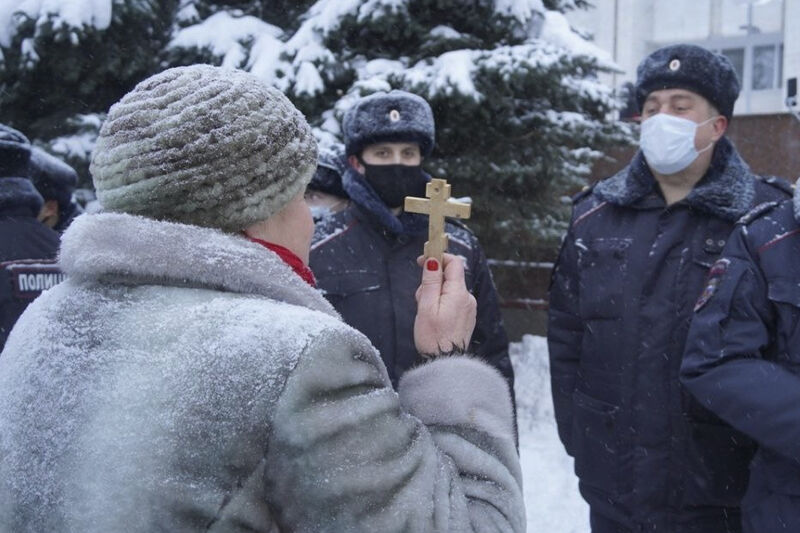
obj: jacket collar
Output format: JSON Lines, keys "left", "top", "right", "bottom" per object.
{"left": 59, "top": 213, "right": 338, "bottom": 318}
{"left": 793, "top": 183, "right": 800, "bottom": 224}
{"left": 594, "top": 137, "right": 756, "bottom": 222}
{"left": 0, "top": 177, "right": 44, "bottom": 217}
{"left": 341, "top": 166, "right": 428, "bottom": 235}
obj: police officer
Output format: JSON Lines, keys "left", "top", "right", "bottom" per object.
{"left": 0, "top": 125, "right": 62, "bottom": 351}
{"left": 309, "top": 90, "right": 514, "bottom": 397}
{"left": 681, "top": 184, "right": 800, "bottom": 533}
{"left": 305, "top": 144, "right": 349, "bottom": 222}
{"left": 28, "top": 146, "right": 81, "bottom": 233}
{"left": 547, "top": 44, "right": 791, "bottom": 532}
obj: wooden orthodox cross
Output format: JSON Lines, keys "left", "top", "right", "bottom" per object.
{"left": 404, "top": 178, "right": 471, "bottom": 264}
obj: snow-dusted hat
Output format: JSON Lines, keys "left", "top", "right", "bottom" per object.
{"left": 90, "top": 64, "right": 318, "bottom": 232}
{"left": 635, "top": 44, "right": 740, "bottom": 119}
{"left": 343, "top": 90, "right": 435, "bottom": 157}
{"left": 0, "top": 124, "right": 44, "bottom": 215}
{"left": 28, "top": 147, "right": 78, "bottom": 209}
{"left": 309, "top": 144, "right": 348, "bottom": 199}
{"left": 0, "top": 123, "right": 32, "bottom": 178}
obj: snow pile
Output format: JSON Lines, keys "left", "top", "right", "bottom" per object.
{"left": 510, "top": 334, "right": 589, "bottom": 532}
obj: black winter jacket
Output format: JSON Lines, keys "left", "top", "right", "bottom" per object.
{"left": 0, "top": 178, "right": 61, "bottom": 351}
{"left": 548, "top": 138, "right": 791, "bottom": 532}
{"left": 309, "top": 170, "right": 513, "bottom": 395}
{"left": 682, "top": 193, "right": 800, "bottom": 533}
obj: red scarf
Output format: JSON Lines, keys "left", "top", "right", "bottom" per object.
{"left": 246, "top": 237, "right": 316, "bottom": 287}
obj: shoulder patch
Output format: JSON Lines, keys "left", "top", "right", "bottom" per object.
{"left": 755, "top": 174, "right": 794, "bottom": 196}
{"left": 1, "top": 259, "right": 64, "bottom": 299}
{"left": 694, "top": 258, "right": 730, "bottom": 312}
{"left": 737, "top": 200, "right": 782, "bottom": 226}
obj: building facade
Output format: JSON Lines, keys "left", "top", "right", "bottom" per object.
{"left": 568, "top": 0, "right": 800, "bottom": 181}
{"left": 568, "top": 0, "right": 798, "bottom": 115}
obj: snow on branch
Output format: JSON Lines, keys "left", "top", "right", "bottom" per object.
{"left": 246, "top": 0, "right": 372, "bottom": 95}
{"left": 493, "top": 0, "right": 545, "bottom": 24}
{"left": 402, "top": 50, "right": 480, "bottom": 100}
{"left": 170, "top": 11, "right": 282, "bottom": 69}
{"left": 47, "top": 113, "right": 103, "bottom": 160}
{"left": 539, "top": 10, "right": 614, "bottom": 68}
{"left": 0, "top": 0, "right": 112, "bottom": 47}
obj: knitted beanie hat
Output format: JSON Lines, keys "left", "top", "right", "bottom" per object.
{"left": 343, "top": 90, "right": 435, "bottom": 157}
{"left": 90, "top": 64, "right": 318, "bottom": 232}
{"left": 635, "top": 44, "right": 740, "bottom": 119}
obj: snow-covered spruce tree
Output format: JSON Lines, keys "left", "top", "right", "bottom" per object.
{"left": 169, "top": 0, "right": 633, "bottom": 260}
{"left": 242, "top": 3, "right": 629, "bottom": 260}
{"left": 0, "top": 0, "right": 177, "bottom": 187}
{"left": 1, "top": 0, "right": 632, "bottom": 260}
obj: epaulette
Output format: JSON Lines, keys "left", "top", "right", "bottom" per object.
{"left": 736, "top": 200, "right": 782, "bottom": 226}
{"left": 570, "top": 183, "right": 597, "bottom": 204}
{"left": 755, "top": 174, "right": 794, "bottom": 196}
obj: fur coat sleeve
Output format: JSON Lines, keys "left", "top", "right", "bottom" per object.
{"left": 263, "top": 325, "right": 525, "bottom": 533}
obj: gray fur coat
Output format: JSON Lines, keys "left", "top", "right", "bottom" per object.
{"left": 0, "top": 213, "right": 524, "bottom": 533}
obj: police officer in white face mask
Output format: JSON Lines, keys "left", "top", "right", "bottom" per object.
{"left": 547, "top": 44, "right": 791, "bottom": 533}
{"left": 636, "top": 50, "right": 735, "bottom": 205}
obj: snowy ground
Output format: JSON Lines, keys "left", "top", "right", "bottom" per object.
{"left": 510, "top": 335, "right": 589, "bottom": 533}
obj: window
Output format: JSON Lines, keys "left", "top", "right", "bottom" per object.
{"left": 752, "top": 44, "right": 781, "bottom": 90}
{"left": 656, "top": 32, "right": 785, "bottom": 113}
{"left": 721, "top": 48, "right": 744, "bottom": 85}
{"left": 705, "top": 34, "right": 783, "bottom": 93}
{"left": 752, "top": 45, "right": 775, "bottom": 90}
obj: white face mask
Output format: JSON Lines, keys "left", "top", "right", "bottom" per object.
{"left": 640, "top": 113, "right": 717, "bottom": 175}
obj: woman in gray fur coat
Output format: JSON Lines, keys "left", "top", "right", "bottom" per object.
{"left": 0, "top": 65, "right": 524, "bottom": 532}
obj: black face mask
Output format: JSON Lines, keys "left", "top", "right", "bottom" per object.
{"left": 361, "top": 162, "right": 427, "bottom": 208}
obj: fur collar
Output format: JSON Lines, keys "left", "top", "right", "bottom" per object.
{"left": 341, "top": 166, "right": 428, "bottom": 235}
{"left": 59, "top": 213, "right": 338, "bottom": 318}
{"left": 594, "top": 137, "right": 756, "bottom": 222}
{"left": 0, "top": 177, "right": 44, "bottom": 217}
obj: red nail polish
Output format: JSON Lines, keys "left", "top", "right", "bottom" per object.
{"left": 426, "top": 259, "right": 438, "bottom": 271}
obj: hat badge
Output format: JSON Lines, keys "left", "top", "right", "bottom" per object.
{"left": 669, "top": 59, "right": 681, "bottom": 71}
{"left": 389, "top": 109, "right": 401, "bottom": 122}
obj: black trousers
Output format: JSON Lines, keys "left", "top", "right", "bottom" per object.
{"left": 590, "top": 509, "right": 742, "bottom": 533}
